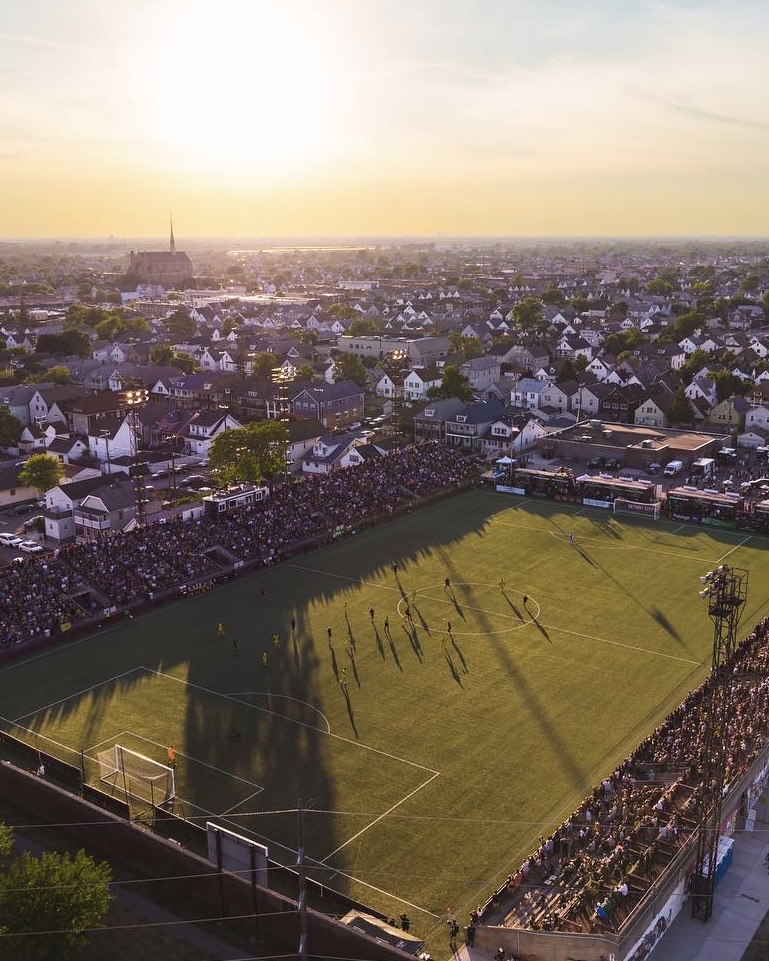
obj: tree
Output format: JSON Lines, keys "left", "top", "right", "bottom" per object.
{"left": 0, "top": 847, "right": 112, "bottom": 959}
{"left": 0, "top": 406, "right": 22, "bottom": 447}
{"left": 346, "top": 317, "right": 379, "bottom": 336}
{"left": 30, "top": 365, "right": 70, "bottom": 385}
{"left": 333, "top": 353, "right": 368, "bottom": 387}
{"left": 208, "top": 421, "right": 287, "bottom": 486}
{"left": 18, "top": 452, "right": 65, "bottom": 494}
{"left": 35, "top": 330, "right": 91, "bottom": 358}
{"left": 668, "top": 386, "right": 694, "bottom": 425}
{"left": 250, "top": 352, "right": 279, "bottom": 377}
{"left": 427, "top": 365, "right": 473, "bottom": 401}
{"left": 164, "top": 310, "right": 196, "bottom": 339}
{"left": 512, "top": 296, "right": 544, "bottom": 332}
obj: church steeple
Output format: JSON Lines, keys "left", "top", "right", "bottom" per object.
{"left": 169, "top": 214, "right": 176, "bottom": 255}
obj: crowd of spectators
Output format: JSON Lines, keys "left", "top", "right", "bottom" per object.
{"left": 486, "top": 612, "right": 769, "bottom": 938}
{"left": 0, "top": 443, "right": 473, "bottom": 649}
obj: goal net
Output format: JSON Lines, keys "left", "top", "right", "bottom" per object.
{"left": 613, "top": 498, "right": 661, "bottom": 521}
{"left": 97, "top": 745, "right": 175, "bottom": 807}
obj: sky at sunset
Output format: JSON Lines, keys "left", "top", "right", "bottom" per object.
{"left": 2, "top": 0, "right": 769, "bottom": 238}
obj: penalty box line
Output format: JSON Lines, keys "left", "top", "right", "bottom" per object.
{"left": 86, "top": 728, "right": 267, "bottom": 796}
{"left": 150, "top": 668, "right": 440, "bottom": 775}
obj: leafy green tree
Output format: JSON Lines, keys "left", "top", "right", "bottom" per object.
{"left": 18, "top": 452, "right": 65, "bottom": 494}
{"left": 148, "top": 346, "right": 198, "bottom": 373}
{"left": 0, "top": 847, "right": 112, "bottom": 959}
{"left": 164, "top": 309, "right": 196, "bottom": 339}
{"left": 329, "top": 304, "right": 360, "bottom": 322}
{"left": 668, "top": 386, "right": 694, "bottom": 425}
{"left": 346, "top": 317, "right": 379, "bottom": 336}
{"left": 208, "top": 421, "right": 287, "bottom": 486}
{"left": 29, "top": 365, "right": 71, "bottom": 385}
{"left": 250, "top": 352, "right": 279, "bottom": 377}
{"left": 541, "top": 285, "right": 565, "bottom": 306}
{"left": 297, "top": 364, "right": 316, "bottom": 382}
{"left": 333, "top": 353, "right": 368, "bottom": 387}
{"left": 0, "top": 406, "right": 23, "bottom": 447}
{"left": 512, "top": 296, "right": 544, "bottom": 332}
{"left": 706, "top": 371, "right": 753, "bottom": 403}
{"left": 427, "top": 365, "right": 473, "bottom": 402}
{"left": 740, "top": 274, "right": 760, "bottom": 292}
{"left": 35, "top": 330, "right": 91, "bottom": 359}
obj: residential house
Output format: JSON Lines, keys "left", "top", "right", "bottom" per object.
{"left": 291, "top": 381, "right": 365, "bottom": 430}
{"left": 707, "top": 394, "right": 750, "bottom": 432}
{"left": 460, "top": 356, "right": 501, "bottom": 394}
{"left": 75, "top": 482, "right": 138, "bottom": 539}
{"left": 42, "top": 475, "right": 115, "bottom": 543}
{"left": 412, "top": 398, "right": 467, "bottom": 443}
{"left": 444, "top": 400, "right": 507, "bottom": 452}
{"left": 183, "top": 410, "right": 243, "bottom": 458}
{"left": 301, "top": 432, "right": 371, "bottom": 474}
{"left": 403, "top": 367, "right": 443, "bottom": 402}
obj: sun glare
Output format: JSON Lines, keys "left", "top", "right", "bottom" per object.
{"left": 146, "top": 2, "right": 339, "bottom": 178}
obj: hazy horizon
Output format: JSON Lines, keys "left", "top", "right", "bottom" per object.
{"left": 3, "top": 1, "right": 769, "bottom": 239}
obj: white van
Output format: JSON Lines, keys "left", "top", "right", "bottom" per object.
{"left": 663, "top": 460, "right": 684, "bottom": 476}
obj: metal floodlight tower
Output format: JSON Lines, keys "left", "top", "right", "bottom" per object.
{"left": 386, "top": 348, "right": 409, "bottom": 443}
{"left": 271, "top": 367, "right": 294, "bottom": 483}
{"left": 124, "top": 388, "right": 149, "bottom": 526}
{"left": 690, "top": 564, "right": 747, "bottom": 922}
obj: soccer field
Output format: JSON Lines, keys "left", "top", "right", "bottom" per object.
{"left": 2, "top": 490, "right": 768, "bottom": 940}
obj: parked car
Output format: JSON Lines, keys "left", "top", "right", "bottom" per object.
{"left": 0, "top": 533, "right": 23, "bottom": 547}
{"left": 23, "top": 515, "right": 44, "bottom": 530}
{"left": 19, "top": 540, "right": 44, "bottom": 554}
{"left": 604, "top": 459, "right": 622, "bottom": 471}
{"left": 587, "top": 456, "right": 606, "bottom": 469}
{"left": 10, "top": 503, "right": 33, "bottom": 516}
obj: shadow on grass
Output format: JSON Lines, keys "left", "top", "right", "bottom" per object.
{"left": 444, "top": 650, "right": 462, "bottom": 686}
{"left": 403, "top": 625, "right": 423, "bottom": 662}
{"left": 388, "top": 635, "right": 402, "bottom": 671}
{"left": 374, "top": 625, "right": 385, "bottom": 659}
{"left": 342, "top": 687, "right": 358, "bottom": 739}
{"left": 649, "top": 606, "right": 683, "bottom": 642}
{"left": 330, "top": 646, "right": 339, "bottom": 680}
{"left": 450, "top": 637, "right": 468, "bottom": 674}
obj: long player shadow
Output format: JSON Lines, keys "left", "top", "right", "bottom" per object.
{"left": 403, "top": 625, "right": 423, "bottom": 662}
{"left": 450, "top": 637, "right": 468, "bottom": 674}
{"left": 374, "top": 625, "right": 385, "bottom": 659}
{"left": 503, "top": 593, "right": 524, "bottom": 621}
{"left": 330, "top": 646, "right": 339, "bottom": 680}
{"left": 342, "top": 687, "right": 358, "bottom": 739}
{"left": 444, "top": 650, "right": 462, "bottom": 687}
{"left": 388, "top": 634, "right": 402, "bottom": 671}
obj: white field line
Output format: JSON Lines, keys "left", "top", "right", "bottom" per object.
{"left": 320, "top": 770, "right": 440, "bottom": 864}
{"left": 543, "top": 624, "right": 702, "bottom": 665}
{"left": 12, "top": 667, "right": 144, "bottom": 723}
{"left": 716, "top": 535, "right": 752, "bottom": 566}
{"left": 149, "top": 668, "right": 439, "bottom": 774}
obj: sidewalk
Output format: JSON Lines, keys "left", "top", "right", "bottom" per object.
{"left": 453, "top": 830, "right": 769, "bottom": 961}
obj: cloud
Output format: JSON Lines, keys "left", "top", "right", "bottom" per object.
{"left": 0, "top": 31, "right": 80, "bottom": 50}
{"left": 638, "top": 91, "right": 769, "bottom": 134}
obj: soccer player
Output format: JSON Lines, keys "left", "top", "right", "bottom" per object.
{"left": 217, "top": 621, "right": 225, "bottom": 637}
{"left": 167, "top": 745, "right": 176, "bottom": 767}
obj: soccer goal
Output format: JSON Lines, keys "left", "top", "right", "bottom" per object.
{"left": 613, "top": 497, "right": 662, "bottom": 521}
{"left": 97, "top": 744, "right": 175, "bottom": 808}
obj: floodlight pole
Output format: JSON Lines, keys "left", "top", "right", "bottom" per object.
{"left": 271, "top": 367, "right": 294, "bottom": 484}
{"left": 690, "top": 565, "right": 747, "bottom": 922}
{"left": 124, "top": 388, "right": 149, "bottom": 526}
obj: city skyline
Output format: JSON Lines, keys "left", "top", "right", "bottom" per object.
{"left": 2, "top": 0, "right": 769, "bottom": 239}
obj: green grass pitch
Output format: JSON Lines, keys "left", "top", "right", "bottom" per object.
{"left": 2, "top": 489, "right": 769, "bottom": 943}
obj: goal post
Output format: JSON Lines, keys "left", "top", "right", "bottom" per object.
{"left": 97, "top": 744, "right": 175, "bottom": 807}
{"left": 613, "top": 497, "right": 661, "bottom": 521}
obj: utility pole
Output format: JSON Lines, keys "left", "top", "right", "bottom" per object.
{"left": 297, "top": 800, "right": 309, "bottom": 961}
